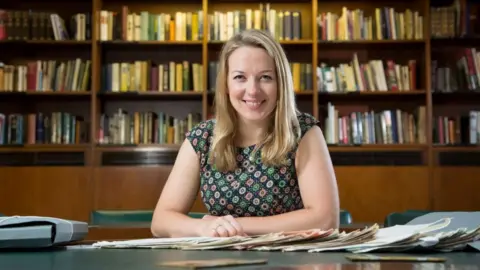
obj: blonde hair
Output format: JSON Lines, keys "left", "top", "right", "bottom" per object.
{"left": 209, "top": 29, "right": 301, "bottom": 172}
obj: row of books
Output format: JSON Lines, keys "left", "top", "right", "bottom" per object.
{"left": 99, "top": 9, "right": 203, "bottom": 42}
{"left": 431, "top": 48, "right": 480, "bottom": 92}
{"left": 0, "top": 59, "right": 91, "bottom": 92}
{"left": 102, "top": 61, "right": 203, "bottom": 93}
{"left": 98, "top": 109, "right": 202, "bottom": 145}
{"left": 318, "top": 7, "right": 423, "bottom": 41}
{"left": 1, "top": 5, "right": 474, "bottom": 42}
{"left": 323, "top": 103, "right": 427, "bottom": 145}
{"left": 208, "top": 4, "right": 301, "bottom": 41}
{"left": 434, "top": 111, "right": 480, "bottom": 145}
{"left": 7, "top": 55, "right": 480, "bottom": 95}
{"left": 0, "top": 10, "right": 91, "bottom": 41}
{"left": 0, "top": 112, "right": 87, "bottom": 145}
{"left": 317, "top": 54, "right": 417, "bottom": 93}
{"left": 4, "top": 109, "right": 479, "bottom": 146}
{"left": 98, "top": 6, "right": 425, "bottom": 42}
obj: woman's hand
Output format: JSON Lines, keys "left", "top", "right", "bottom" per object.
{"left": 196, "top": 215, "right": 246, "bottom": 237}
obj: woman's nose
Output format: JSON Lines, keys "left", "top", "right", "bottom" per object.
{"left": 245, "top": 78, "right": 260, "bottom": 95}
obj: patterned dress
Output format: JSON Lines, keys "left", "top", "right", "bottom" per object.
{"left": 186, "top": 112, "right": 320, "bottom": 217}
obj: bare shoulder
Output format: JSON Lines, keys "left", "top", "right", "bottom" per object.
{"left": 294, "top": 112, "right": 333, "bottom": 175}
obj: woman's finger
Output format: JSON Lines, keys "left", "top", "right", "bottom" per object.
{"left": 223, "top": 215, "right": 244, "bottom": 236}
{"left": 215, "top": 224, "right": 230, "bottom": 237}
{"left": 219, "top": 219, "right": 239, "bottom": 237}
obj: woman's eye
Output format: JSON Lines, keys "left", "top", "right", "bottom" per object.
{"left": 261, "top": 75, "right": 272, "bottom": 80}
{"left": 233, "top": 75, "right": 244, "bottom": 80}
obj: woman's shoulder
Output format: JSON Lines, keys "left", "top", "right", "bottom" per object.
{"left": 186, "top": 118, "right": 215, "bottom": 155}
{"left": 296, "top": 112, "right": 320, "bottom": 138}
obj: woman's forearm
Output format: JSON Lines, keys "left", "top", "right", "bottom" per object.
{"left": 151, "top": 211, "right": 204, "bottom": 238}
{"left": 236, "top": 209, "right": 338, "bottom": 236}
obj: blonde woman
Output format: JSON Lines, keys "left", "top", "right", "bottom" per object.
{"left": 151, "top": 29, "right": 339, "bottom": 238}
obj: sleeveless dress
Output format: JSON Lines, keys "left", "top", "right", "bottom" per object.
{"left": 186, "top": 112, "right": 320, "bottom": 217}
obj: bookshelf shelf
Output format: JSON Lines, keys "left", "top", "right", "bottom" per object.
{"left": 0, "top": 92, "right": 92, "bottom": 102}
{"left": 0, "top": 144, "right": 89, "bottom": 152}
{"left": 328, "top": 144, "right": 428, "bottom": 152}
{"left": 26, "top": 92, "right": 91, "bottom": 96}
{"left": 0, "top": 40, "right": 91, "bottom": 45}
{"left": 100, "top": 41, "right": 203, "bottom": 46}
{"left": 431, "top": 37, "right": 480, "bottom": 47}
{"left": 433, "top": 146, "right": 480, "bottom": 152}
{"left": 95, "top": 144, "right": 181, "bottom": 152}
{"left": 317, "top": 40, "right": 425, "bottom": 44}
{"left": 98, "top": 92, "right": 203, "bottom": 100}
{"left": 318, "top": 91, "right": 427, "bottom": 96}
{"left": 432, "top": 92, "right": 480, "bottom": 105}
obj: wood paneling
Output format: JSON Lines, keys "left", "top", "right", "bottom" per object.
{"left": 433, "top": 167, "right": 480, "bottom": 211}
{"left": 0, "top": 167, "right": 91, "bottom": 221}
{"left": 93, "top": 165, "right": 207, "bottom": 212}
{"left": 93, "top": 166, "right": 170, "bottom": 210}
{"left": 335, "top": 167, "right": 430, "bottom": 222}
{"left": 1, "top": 159, "right": 478, "bottom": 226}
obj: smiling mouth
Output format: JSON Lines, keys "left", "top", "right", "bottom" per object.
{"left": 243, "top": 100, "right": 265, "bottom": 109}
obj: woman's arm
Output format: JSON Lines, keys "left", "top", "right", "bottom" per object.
{"left": 236, "top": 125, "right": 340, "bottom": 235}
{"left": 151, "top": 139, "right": 205, "bottom": 238}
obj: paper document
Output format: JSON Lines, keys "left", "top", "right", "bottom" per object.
{"left": 92, "top": 218, "right": 480, "bottom": 253}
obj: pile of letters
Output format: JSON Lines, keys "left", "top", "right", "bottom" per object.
{"left": 92, "top": 218, "right": 480, "bottom": 253}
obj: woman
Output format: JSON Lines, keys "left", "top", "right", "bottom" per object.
{"left": 151, "top": 29, "right": 339, "bottom": 238}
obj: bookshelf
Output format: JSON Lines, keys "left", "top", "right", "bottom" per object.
{"left": 0, "top": 0, "right": 478, "bottom": 224}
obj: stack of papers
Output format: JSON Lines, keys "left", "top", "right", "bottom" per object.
{"left": 92, "top": 218, "right": 480, "bottom": 253}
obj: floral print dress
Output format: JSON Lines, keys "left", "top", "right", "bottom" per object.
{"left": 186, "top": 112, "right": 320, "bottom": 217}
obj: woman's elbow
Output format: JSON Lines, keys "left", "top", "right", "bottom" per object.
{"left": 312, "top": 209, "right": 339, "bottom": 230}
{"left": 150, "top": 210, "right": 170, "bottom": 238}
{"left": 150, "top": 218, "right": 164, "bottom": 238}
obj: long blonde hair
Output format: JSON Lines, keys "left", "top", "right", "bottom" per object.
{"left": 209, "top": 29, "right": 301, "bottom": 172}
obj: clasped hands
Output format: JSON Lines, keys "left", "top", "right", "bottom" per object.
{"left": 196, "top": 214, "right": 248, "bottom": 237}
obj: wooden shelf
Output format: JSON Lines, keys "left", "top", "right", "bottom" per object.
{"left": 328, "top": 144, "right": 427, "bottom": 152}
{"left": 318, "top": 39, "right": 425, "bottom": 44}
{"left": 0, "top": 144, "right": 89, "bottom": 152}
{"left": 98, "top": 91, "right": 203, "bottom": 101}
{"left": 433, "top": 145, "right": 480, "bottom": 152}
{"left": 99, "top": 40, "right": 202, "bottom": 46}
{"left": 0, "top": 91, "right": 92, "bottom": 101}
{"left": 95, "top": 144, "right": 181, "bottom": 152}
{"left": 0, "top": 40, "right": 91, "bottom": 45}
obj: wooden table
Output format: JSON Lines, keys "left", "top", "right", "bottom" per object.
{"left": 0, "top": 248, "right": 478, "bottom": 270}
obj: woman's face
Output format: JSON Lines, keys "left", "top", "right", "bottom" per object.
{"left": 227, "top": 46, "right": 278, "bottom": 124}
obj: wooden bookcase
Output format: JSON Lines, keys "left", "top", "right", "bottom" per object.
{"left": 0, "top": 0, "right": 478, "bottom": 223}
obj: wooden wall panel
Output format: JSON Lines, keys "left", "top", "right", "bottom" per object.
{"left": 93, "top": 166, "right": 170, "bottom": 210}
{"left": 0, "top": 167, "right": 91, "bottom": 221}
{"left": 433, "top": 167, "right": 480, "bottom": 211}
{"left": 93, "top": 165, "right": 207, "bottom": 213}
{"left": 335, "top": 167, "right": 430, "bottom": 223}
{"left": 3, "top": 165, "right": 478, "bottom": 224}
{"left": 92, "top": 163, "right": 431, "bottom": 223}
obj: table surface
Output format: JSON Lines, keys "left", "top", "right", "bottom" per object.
{"left": 0, "top": 248, "right": 478, "bottom": 270}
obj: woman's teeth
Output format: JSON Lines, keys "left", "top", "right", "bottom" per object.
{"left": 244, "top": 100, "right": 263, "bottom": 109}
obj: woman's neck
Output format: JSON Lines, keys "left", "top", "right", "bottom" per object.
{"left": 235, "top": 118, "right": 270, "bottom": 147}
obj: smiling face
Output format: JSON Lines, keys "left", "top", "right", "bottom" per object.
{"left": 227, "top": 46, "right": 278, "bottom": 124}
